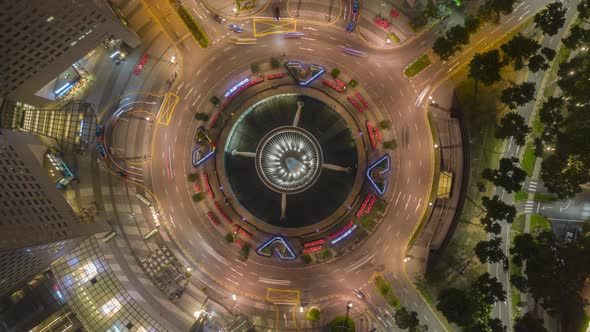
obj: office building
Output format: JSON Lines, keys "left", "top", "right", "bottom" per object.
{"left": 0, "top": 130, "right": 107, "bottom": 297}
{"left": 0, "top": 0, "right": 140, "bottom": 106}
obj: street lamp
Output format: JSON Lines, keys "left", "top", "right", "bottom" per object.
{"left": 434, "top": 143, "right": 439, "bottom": 149}
{"left": 340, "top": 301, "right": 353, "bottom": 331}
{"left": 299, "top": 306, "right": 304, "bottom": 313}
{"left": 386, "top": 38, "right": 391, "bottom": 44}
{"left": 170, "top": 56, "right": 176, "bottom": 64}
{"left": 232, "top": 294, "right": 237, "bottom": 301}
{"left": 404, "top": 256, "right": 411, "bottom": 263}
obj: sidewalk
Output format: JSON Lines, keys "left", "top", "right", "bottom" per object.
{"left": 202, "top": 0, "right": 270, "bottom": 17}
{"left": 287, "top": 0, "right": 341, "bottom": 24}
{"left": 358, "top": 0, "right": 416, "bottom": 48}
{"left": 406, "top": 79, "right": 466, "bottom": 275}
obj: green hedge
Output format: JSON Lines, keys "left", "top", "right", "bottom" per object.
{"left": 404, "top": 54, "right": 432, "bottom": 78}
{"left": 177, "top": 5, "right": 211, "bottom": 48}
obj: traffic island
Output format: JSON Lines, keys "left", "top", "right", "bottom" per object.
{"left": 329, "top": 315, "right": 355, "bottom": 332}
{"left": 403, "top": 54, "right": 432, "bottom": 78}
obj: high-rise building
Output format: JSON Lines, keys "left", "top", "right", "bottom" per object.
{"left": 0, "top": 0, "right": 140, "bottom": 106}
{"left": 0, "top": 130, "right": 107, "bottom": 296}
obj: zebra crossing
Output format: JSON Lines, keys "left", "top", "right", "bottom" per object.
{"left": 523, "top": 180, "right": 538, "bottom": 214}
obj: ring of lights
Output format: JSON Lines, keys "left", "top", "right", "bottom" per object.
{"left": 255, "top": 126, "right": 323, "bottom": 194}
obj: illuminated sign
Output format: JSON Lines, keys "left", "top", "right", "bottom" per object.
{"left": 366, "top": 154, "right": 391, "bottom": 195}
{"left": 256, "top": 236, "right": 296, "bottom": 260}
{"left": 285, "top": 61, "right": 325, "bottom": 86}
{"left": 224, "top": 78, "right": 250, "bottom": 98}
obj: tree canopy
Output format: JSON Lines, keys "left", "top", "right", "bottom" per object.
{"left": 475, "top": 237, "right": 505, "bottom": 264}
{"left": 534, "top": 2, "right": 567, "bottom": 36}
{"left": 500, "top": 82, "right": 536, "bottom": 110}
{"left": 469, "top": 50, "right": 503, "bottom": 86}
{"left": 482, "top": 195, "right": 517, "bottom": 223}
{"left": 496, "top": 112, "right": 530, "bottom": 146}
{"left": 514, "top": 312, "right": 548, "bottom": 332}
{"left": 500, "top": 34, "right": 541, "bottom": 70}
{"left": 433, "top": 36, "right": 456, "bottom": 60}
{"left": 482, "top": 157, "right": 527, "bottom": 193}
{"left": 472, "top": 272, "right": 506, "bottom": 305}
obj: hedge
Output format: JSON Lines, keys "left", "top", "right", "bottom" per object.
{"left": 177, "top": 5, "right": 211, "bottom": 48}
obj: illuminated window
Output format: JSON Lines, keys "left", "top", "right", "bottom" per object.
{"left": 101, "top": 298, "right": 122, "bottom": 317}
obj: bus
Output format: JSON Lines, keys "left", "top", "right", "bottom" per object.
{"left": 229, "top": 37, "right": 257, "bottom": 45}
{"left": 144, "top": 228, "right": 159, "bottom": 240}
{"left": 344, "top": 47, "right": 367, "bottom": 57}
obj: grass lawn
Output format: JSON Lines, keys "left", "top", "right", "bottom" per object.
{"left": 533, "top": 193, "right": 558, "bottom": 202}
{"left": 404, "top": 54, "right": 432, "bottom": 78}
{"left": 373, "top": 275, "right": 401, "bottom": 309}
{"left": 529, "top": 213, "right": 551, "bottom": 233}
{"left": 330, "top": 316, "right": 355, "bottom": 332}
{"left": 520, "top": 141, "right": 536, "bottom": 177}
{"left": 514, "top": 190, "right": 528, "bottom": 203}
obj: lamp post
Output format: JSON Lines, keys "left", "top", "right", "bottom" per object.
{"left": 340, "top": 301, "right": 353, "bottom": 331}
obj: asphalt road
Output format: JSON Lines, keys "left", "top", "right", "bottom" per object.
{"left": 99, "top": 0, "right": 559, "bottom": 330}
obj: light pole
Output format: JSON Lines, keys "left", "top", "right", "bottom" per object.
{"left": 340, "top": 301, "right": 352, "bottom": 331}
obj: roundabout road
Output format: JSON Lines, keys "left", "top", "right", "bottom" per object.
{"left": 101, "top": 0, "right": 556, "bottom": 330}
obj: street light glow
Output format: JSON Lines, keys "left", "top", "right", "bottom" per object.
{"left": 347, "top": 301, "right": 353, "bottom": 309}
{"left": 232, "top": 294, "right": 237, "bottom": 301}
{"left": 299, "top": 306, "right": 303, "bottom": 313}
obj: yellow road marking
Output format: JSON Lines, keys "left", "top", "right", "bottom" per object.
{"left": 253, "top": 18, "right": 297, "bottom": 37}
{"left": 157, "top": 92, "right": 180, "bottom": 125}
{"left": 266, "top": 288, "right": 301, "bottom": 303}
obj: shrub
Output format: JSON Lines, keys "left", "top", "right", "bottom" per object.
{"left": 240, "top": 244, "right": 250, "bottom": 261}
{"left": 251, "top": 63, "right": 260, "bottom": 73}
{"left": 187, "top": 173, "right": 199, "bottom": 182}
{"left": 270, "top": 57, "right": 280, "bottom": 68}
{"left": 329, "top": 316, "right": 355, "bottom": 332}
{"left": 225, "top": 233, "right": 234, "bottom": 243}
{"left": 372, "top": 200, "right": 387, "bottom": 213}
{"left": 331, "top": 68, "right": 340, "bottom": 78}
{"left": 383, "top": 139, "right": 398, "bottom": 150}
{"left": 321, "top": 249, "right": 331, "bottom": 259}
{"left": 194, "top": 112, "right": 209, "bottom": 121}
{"left": 348, "top": 79, "right": 357, "bottom": 88}
{"left": 192, "top": 192, "right": 205, "bottom": 202}
{"left": 209, "top": 96, "right": 220, "bottom": 106}
{"left": 378, "top": 120, "right": 391, "bottom": 130}
{"left": 306, "top": 308, "right": 320, "bottom": 321}
{"left": 176, "top": 5, "right": 211, "bottom": 48}
{"left": 362, "top": 217, "right": 376, "bottom": 230}
{"left": 302, "top": 254, "right": 312, "bottom": 264}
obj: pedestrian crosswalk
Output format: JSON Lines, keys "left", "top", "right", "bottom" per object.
{"left": 524, "top": 200, "right": 534, "bottom": 213}
{"left": 528, "top": 180, "right": 537, "bottom": 192}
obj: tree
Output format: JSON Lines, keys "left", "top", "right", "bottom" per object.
{"left": 465, "top": 15, "right": 481, "bottom": 34}
{"left": 433, "top": 36, "right": 456, "bottom": 60}
{"left": 541, "top": 47, "right": 556, "bottom": 62}
{"left": 540, "top": 154, "right": 589, "bottom": 199}
{"left": 469, "top": 50, "right": 503, "bottom": 86}
{"left": 500, "top": 34, "right": 541, "bottom": 70}
{"left": 192, "top": 192, "right": 205, "bottom": 202}
{"left": 488, "top": 318, "right": 507, "bottom": 332}
{"left": 500, "top": 82, "right": 536, "bottom": 110}
{"left": 331, "top": 68, "right": 340, "bottom": 78}
{"left": 510, "top": 274, "right": 529, "bottom": 293}
{"left": 394, "top": 306, "right": 420, "bottom": 330}
{"left": 534, "top": 2, "right": 566, "bottom": 36}
{"left": 558, "top": 52, "right": 590, "bottom": 105}
{"left": 579, "top": 0, "right": 590, "bottom": 21}
{"left": 510, "top": 233, "right": 536, "bottom": 263}
{"left": 436, "top": 288, "right": 475, "bottom": 326}
{"left": 194, "top": 112, "right": 209, "bottom": 121}
{"left": 446, "top": 25, "right": 470, "bottom": 46}
{"left": 475, "top": 237, "right": 505, "bottom": 263}
{"left": 472, "top": 272, "right": 506, "bottom": 305}
{"left": 527, "top": 54, "right": 550, "bottom": 73}
{"left": 481, "top": 217, "right": 502, "bottom": 234}
{"left": 481, "top": 195, "right": 517, "bottom": 222}
{"left": 514, "top": 312, "right": 548, "bottom": 332}
{"left": 496, "top": 112, "right": 530, "bottom": 146}
{"left": 270, "top": 57, "right": 280, "bottom": 69}
{"left": 478, "top": 0, "right": 519, "bottom": 24}
{"left": 561, "top": 26, "right": 590, "bottom": 50}
{"left": 538, "top": 96, "right": 564, "bottom": 140}
{"left": 482, "top": 157, "right": 527, "bottom": 193}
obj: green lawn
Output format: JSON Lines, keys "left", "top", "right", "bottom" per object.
{"left": 404, "top": 54, "right": 432, "bottom": 78}
{"left": 330, "top": 316, "right": 355, "bottom": 332}
{"left": 521, "top": 141, "right": 536, "bottom": 177}
{"left": 512, "top": 214, "right": 526, "bottom": 233}
{"left": 514, "top": 190, "right": 528, "bottom": 203}
{"left": 529, "top": 213, "right": 551, "bottom": 233}
{"left": 533, "top": 193, "right": 558, "bottom": 202}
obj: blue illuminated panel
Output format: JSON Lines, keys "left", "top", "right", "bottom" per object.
{"left": 366, "top": 154, "right": 391, "bottom": 196}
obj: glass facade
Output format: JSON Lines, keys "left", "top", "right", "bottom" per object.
{"left": 52, "top": 237, "right": 167, "bottom": 332}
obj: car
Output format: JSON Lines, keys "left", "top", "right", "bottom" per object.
{"left": 274, "top": 7, "right": 280, "bottom": 21}
{"left": 214, "top": 15, "right": 226, "bottom": 23}
{"left": 228, "top": 24, "right": 243, "bottom": 33}
{"left": 345, "top": 22, "right": 356, "bottom": 32}
{"left": 95, "top": 124, "right": 103, "bottom": 138}
{"left": 97, "top": 144, "right": 107, "bottom": 160}
{"left": 352, "top": 1, "right": 359, "bottom": 13}
{"left": 503, "top": 257, "right": 509, "bottom": 271}
{"left": 353, "top": 289, "right": 365, "bottom": 299}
